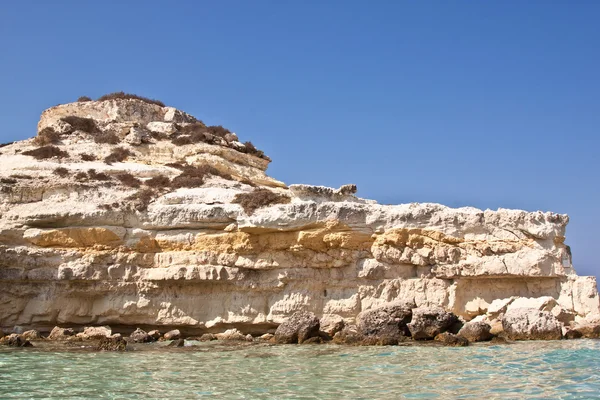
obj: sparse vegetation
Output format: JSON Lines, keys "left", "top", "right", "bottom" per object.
{"left": 171, "top": 136, "right": 193, "bottom": 146}
{"left": 97, "top": 92, "right": 165, "bottom": 107}
{"left": 149, "top": 131, "right": 169, "bottom": 141}
{"left": 0, "top": 178, "right": 17, "bottom": 184}
{"left": 206, "top": 125, "right": 230, "bottom": 138}
{"left": 61, "top": 116, "right": 99, "bottom": 134}
{"left": 116, "top": 173, "right": 141, "bottom": 188}
{"left": 34, "top": 127, "right": 62, "bottom": 145}
{"left": 232, "top": 188, "right": 291, "bottom": 215}
{"left": 94, "top": 131, "right": 120, "bottom": 145}
{"left": 53, "top": 167, "right": 69, "bottom": 178}
{"left": 87, "top": 169, "right": 111, "bottom": 181}
{"left": 165, "top": 162, "right": 187, "bottom": 170}
{"left": 77, "top": 96, "right": 92, "bottom": 102}
{"left": 80, "top": 153, "right": 96, "bottom": 161}
{"left": 126, "top": 188, "right": 157, "bottom": 211}
{"left": 171, "top": 164, "right": 232, "bottom": 189}
{"left": 10, "top": 174, "right": 33, "bottom": 180}
{"left": 239, "top": 141, "right": 265, "bottom": 158}
{"left": 22, "top": 146, "right": 69, "bottom": 160}
{"left": 0, "top": 142, "right": 14, "bottom": 148}
{"left": 145, "top": 175, "right": 171, "bottom": 187}
{"left": 74, "top": 172, "right": 88, "bottom": 181}
{"left": 104, "top": 147, "right": 133, "bottom": 164}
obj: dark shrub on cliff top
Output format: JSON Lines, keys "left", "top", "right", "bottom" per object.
{"left": 240, "top": 141, "right": 265, "bottom": 158}
{"left": 34, "top": 127, "right": 62, "bottom": 146}
{"left": 104, "top": 147, "right": 133, "bottom": 164}
{"left": 232, "top": 188, "right": 290, "bottom": 215}
{"left": 22, "top": 146, "right": 69, "bottom": 160}
{"left": 97, "top": 92, "right": 165, "bottom": 107}
{"left": 206, "top": 125, "right": 230, "bottom": 138}
{"left": 77, "top": 96, "right": 92, "bottom": 102}
{"left": 61, "top": 116, "right": 99, "bottom": 134}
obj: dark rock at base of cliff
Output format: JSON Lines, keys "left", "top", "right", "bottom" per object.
{"left": 21, "top": 330, "right": 42, "bottom": 341}
{"left": 571, "top": 322, "right": 600, "bottom": 339}
{"left": 148, "top": 330, "right": 161, "bottom": 340}
{"left": 564, "top": 329, "right": 583, "bottom": 339}
{"left": 199, "top": 333, "right": 217, "bottom": 341}
{"left": 332, "top": 324, "right": 409, "bottom": 346}
{"left": 168, "top": 339, "right": 185, "bottom": 347}
{"left": 48, "top": 326, "right": 75, "bottom": 340}
{"left": 434, "top": 332, "right": 469, "bottom": 347}
{"left": 130, "top": 328, "right": 154, "bottom": 343}
{"left": 408, "top": 307, "right": 460, "bottom": 340}
{"left": 274, "top": 311, "right": 320, "bottom": 344}
{"left": 163, "top": 329, "right": 181, "bottom": 341}
{"left": 1, "top": 333, "right": 33, "bottom": 347}
{"left": 458, "top": 321, "right": 493, "bottom": 342}
{"left": 356, "top": 301, "right": 413, "bottom": 342}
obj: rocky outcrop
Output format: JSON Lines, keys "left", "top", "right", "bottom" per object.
{"left": 502, "top": 309, "right": 563, "bottom": 340}
{"left": 273, "top": 311, "right": 320, "bottom": 344}
{"left": 457, "top": 321, "right": 493, "bottom": 342}
{"left": 1, "top": 98, "right": 599, "bottom": 342}
{"left": 408, "top": 307, "right": 460, "bottom": 340}
{"left": 354, "top": 301, "right": 413, "bottom": 344}
{"left": 47, "top": 327, "right": 75, "bottom": 340}
{"left": 130, "top": 328, "right": 154, "bottom": 343}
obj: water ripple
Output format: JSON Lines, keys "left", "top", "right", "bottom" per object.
{"left": 1, "top": 340, "right": 599, "bottom": 399}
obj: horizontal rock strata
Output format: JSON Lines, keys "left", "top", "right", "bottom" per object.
{"left": 1, "top": 98, "right": 599, "bottom": 342}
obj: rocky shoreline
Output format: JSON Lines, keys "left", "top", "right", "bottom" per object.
{"left": 3, "top": 305, "right": 599, "bottom": 351}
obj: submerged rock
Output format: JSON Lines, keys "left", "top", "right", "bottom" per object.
{"left": 96, "top": 336, "right": 127, "bottom": 351}
{"left": 274, "top": 311, "right": 320, "bottom": 344}
{"left": 168, "top": 339, "right": 185, "bottom": 347}
{"left": 434, "top": 332, "right": 469, "bottom": 347}
{"left": 199, "top": 333, "right": 217, "bottom": 341}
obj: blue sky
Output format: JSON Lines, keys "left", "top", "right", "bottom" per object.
{"left": 1, "top": 1, "right": 598, "bottom": 278}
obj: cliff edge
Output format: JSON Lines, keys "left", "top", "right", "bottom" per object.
{"left": 1, "top": 97, "right": 599, "bottom": 341}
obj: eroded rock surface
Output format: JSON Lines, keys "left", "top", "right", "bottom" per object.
{"left": 273, "top": 311, "right": 320, "bottom": 344}
{"left": 1, "top": 98, "right": 599, "bottom": 342}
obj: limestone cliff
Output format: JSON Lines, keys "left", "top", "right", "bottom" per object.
{"left": 1, "top": 98, "right": 598, "bottom": 336}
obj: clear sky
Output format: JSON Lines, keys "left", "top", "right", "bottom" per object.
{"left": 1, "top": 1, "right": 598, "bottom": 278}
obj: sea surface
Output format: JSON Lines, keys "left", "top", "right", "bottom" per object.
{"left": 1, "top": 339, "right": 599, "bottom": 399}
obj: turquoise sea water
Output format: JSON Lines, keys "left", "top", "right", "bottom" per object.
{"left": 1, "top": 340, "right": 599, "bottom": 399}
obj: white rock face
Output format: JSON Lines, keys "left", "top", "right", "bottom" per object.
{"left": 0, "top": 99, "right": 598, "bottom": 337}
